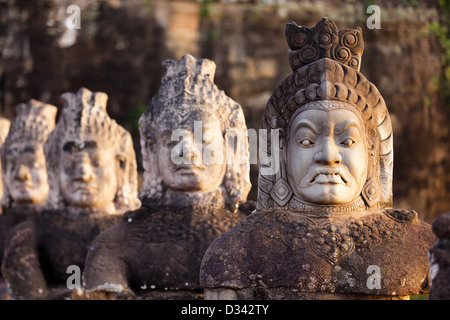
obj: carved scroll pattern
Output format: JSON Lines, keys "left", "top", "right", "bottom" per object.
{"left": 286, "top": 17, "right": 364, "bottom": 72}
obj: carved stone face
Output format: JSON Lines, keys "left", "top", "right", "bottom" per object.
{"left": 286, "top": 106, "right": 368, "bottom": 205}
{"left": 58, "top": 140, "right": 118, "bottom": 208}
{"left": 4, "top": 143, "right": 49, "bottom": 204}
{"left": 156, "top": 109, "right": 226, "bottom": 192}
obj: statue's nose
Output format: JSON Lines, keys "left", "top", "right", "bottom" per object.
{"left": 74, "top": 153, "right": 94, "bottom": 181}
{"left": 15, "top": 164, "right": 32, "bottom": 181}
{"left": 313, "top": 138, "right": 342, "bottom": 165}
{"left": 178, "top": 134, "right": 202, "bottom": 163}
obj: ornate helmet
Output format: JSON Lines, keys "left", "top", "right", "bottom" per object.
{"left": 257, "top": 17, "right": 393, "bottom": 211}
{"left": 45, "top": 87, "right": 140, "bottom": 212}
{"left": 1, "top": 100, "right": 57, "bottom": 207}
{"left": 139, "top": 54, "right": 251, "bottom": 210}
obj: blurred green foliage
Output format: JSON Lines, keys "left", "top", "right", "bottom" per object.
{"left": 427, "top": 0, "right": 450, "bottom": 105}
{"left": 125, "top": 102, "right": 146, "bottom": 133}
{"left": 200, "top": 0, "right": 213, "bottom": 18}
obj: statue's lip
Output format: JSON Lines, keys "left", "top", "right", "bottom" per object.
{"left": 310, "top": 169, "right": 348, "bottom": 184}
{"left": 12, "top": 181, "right": 33, "bottom": 189}
{"left": 73, "top": 183, "right": 98, "bottom": 191}
{"left": 176, "top": 165, "right": 202, "bottom": 172}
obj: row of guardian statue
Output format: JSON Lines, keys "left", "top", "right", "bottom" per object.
{"left": 0, "top": 18, "right": 448, "bottom": 300}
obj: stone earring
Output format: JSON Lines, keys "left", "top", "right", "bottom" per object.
{"left": 271, "top": 178, "right": 293, "bottom": 207}
{"left": 149, "top": 177, "right": 163, "bottom": 199}
{"left": 361, "top": 178, "right": 380, "bottom": 208}
{"left": 269, "top": 132, "right": 293, "bottom": 207}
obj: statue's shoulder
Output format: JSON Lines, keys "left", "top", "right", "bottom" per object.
{"left": 351, "top": 209, "right": 434, "bottom": 257}
{"left": 200, "top": 210, "right": 279, "bottom": 289}
{"left": 378, "top": 208, "right": 434, "bottom": 243}
{"left": 200, "top": 208, "right": 435, "bottom": 295}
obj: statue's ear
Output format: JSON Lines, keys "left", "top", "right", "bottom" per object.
{"left": 115, "top": 154, "right": 126, "bottom": 185}
{"left": 144, "top": 134, "right": 156, "bottom": 155}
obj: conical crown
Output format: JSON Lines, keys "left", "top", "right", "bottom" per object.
{"left": 4, "top": 100, "right": 57, "bottom": 146}
{"left": 146, "top": 54, "right": 237, "bottom": 130}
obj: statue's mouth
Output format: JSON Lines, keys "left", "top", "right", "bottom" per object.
{"left": 310, "top": 170, "right": 347, "bottom": 184}
{"left": 176, "top": 165, "right": 202, "bottom": 174}
{"left": 74, "top": 183, "right": 98, "bottom": 192}
{"left": 13, "top": 181, "right": 33, "bottom": 190}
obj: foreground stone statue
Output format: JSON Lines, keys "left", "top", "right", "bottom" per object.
{"left": 200, "top": 18, "right": 434, "bottom": 300}
{"left": 82, "top": 54, "right": 252, "bottom": 299}
{"left": 2, "top": 88, "right": 140, "bottom": 299}
{"left": 428, "top": 212, "right": 450, "bottom": 299}
{"left": 0, "top": 101, "right": 56, "bottom": 274}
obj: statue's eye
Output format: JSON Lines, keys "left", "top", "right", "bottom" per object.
{"left": 92, "top": 160, "right": 101, "bottom": 167}
{"left": 90, "top": 154, "right": 105, "bottom": 168}
{"left": 299, "top": 139, "right": 313, "bottom": 147}
{"left": 342, "top": 138, "right": 355, "bottom": 146}
{"left": 62, "top": 161, "right": 75, "bottom": 174}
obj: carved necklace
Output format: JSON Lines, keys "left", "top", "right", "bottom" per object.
{"left": 288, "top": 196, "right": 367, "bottom": 214}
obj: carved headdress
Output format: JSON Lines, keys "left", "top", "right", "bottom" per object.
{"left": 139, "top": 54, "right": 251, "bottom": 210}
{"left": 1, "top": 100, "right": 57, "bottom": 207}
{"left": 257, "top": 17, "right": 393, "bottom": 211}
{"left": 45, "top": 87, "right": 140, "bottom": 212}
{"left": 2, "top": 100, "right": 57, "bottom": 149}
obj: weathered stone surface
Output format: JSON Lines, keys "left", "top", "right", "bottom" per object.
{"left": 428, "top": 211, "right": 450, "bottom": 300}
{"left": 82, "top": 54, "right": 252, "bottom": 299}
{"left": 200, "top": 18, "right": 435, "bottom": 300}
{"left": 201, "top": 209, "right": 433, "bottom": 299}
{"left": 84, "top": 197, "right": 251, "bottom": 299}
{"left": 2, "top": 210, "right": 122, "bottom": 299}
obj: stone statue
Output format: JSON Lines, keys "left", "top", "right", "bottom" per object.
{"left": 0, "top": 101, "right": 56, "bottom": 279}
{"left": 1, "top": 88, "right": 140, "bottom": 299}
{"left": 0, "top": 116, "right": 11, "bottom": 213}
{"left": 200, "top": 18, "right": 435, "bottom": 300}
{"left": 82, "top": 54, "right": 252, "bottom": 299}
{"left": 428, "top": 212, "right": 450, "bottom": 300}
{"left": 0, "top": 102, "right": 56, "bottom": 211}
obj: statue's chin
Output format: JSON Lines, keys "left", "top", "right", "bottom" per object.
{"left": 296, "top": 184, "right": 360, "bottom": 205}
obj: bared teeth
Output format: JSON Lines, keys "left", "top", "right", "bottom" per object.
{"left": 312, "top": 173, "right": 345, "bottom": 183}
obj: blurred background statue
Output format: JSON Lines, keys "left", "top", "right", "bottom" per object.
{"left": 1, "top": 88, "right": 140, "bottom": 299}
{"left": 0, "top": 100, "right": 56, "bottom": 296}
{"left": 82, "top": 54, "right": 252, "bottom": 299}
